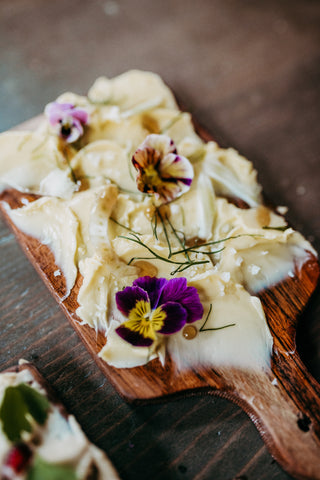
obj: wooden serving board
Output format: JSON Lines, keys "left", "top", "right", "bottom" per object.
{"left": 1, "top": 118, "right": 320, "bottom": 480}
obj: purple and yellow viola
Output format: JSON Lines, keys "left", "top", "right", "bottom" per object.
{"left": 45, "top": 102, "right": 88, "bottom": 143}
{"left": 132, "top": 134, "right": 194, "bottom": 204}
{"left": 115, "top": 276, "right": 203, "bottom": 347}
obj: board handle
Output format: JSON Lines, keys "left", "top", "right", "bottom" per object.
{"left": 222, "top": 351, "right": 320, "bottom": 480}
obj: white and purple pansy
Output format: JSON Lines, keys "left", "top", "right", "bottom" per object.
{"left": 45, "top": 102, "right": 88, "bottom": 143}
{"left": 115, "top": 276, "right": 203, "bottom": 347}
{"left": 132, "top": 134, "right": 194, "bottom": 203}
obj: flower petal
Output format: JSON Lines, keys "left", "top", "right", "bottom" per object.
{"left": 44, "top": 102, "right": 74, "bottom": 125}
{"left": 160, "top": 277, "right": 187, "bottom": 302}
{"left": 160, "top": 277, "right": 203, "bottom": 323}
{"left": 159, "top": 153, "right": 193, "bottom": 187}
{"left": 155, "top": 182, "right": 184, "bottom": 203}
{"left": 72, "top": 108, "right": 89, "bottom": 124}
{"left": 157, "top": 301, "right": 187, "bottom": 334}
{"left": 115, "top": 325, "right": 153, "bottom": 347}
{"left": 64, "top": 119, "right": 83, "bottom": 143}
{"left": 132, "top": 134, "right": 193, "bottom": 203}
{"left": 140, "top": 134, "right": 177, "bottom": 156}
{"left": 44, "top": 102, "right": 88, "bottom": 143}
{"left": 132, "top": 148, "right": 154, "bottom": 171}
{"left": 133, "top": 276, "right": 168, "bottom": 309}
{"left": 177, "top": 288, "right": 204, "bottom": 323}
{"left": 116, "top": 286, "right": 149, "bottom": 317}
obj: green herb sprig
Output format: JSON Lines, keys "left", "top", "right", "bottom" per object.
{"left": 110, "top": 217, "right": 140, "bottom": 235}
{"left": 200, "top": 304, "right": 236, "bottom": 332}
{"left": 171, "top": 234, "right": 246, "bottom": 256}
{"left": 115, "top": 206, "right": 262, "bottom": 276}
{"left": 119, "top": 232, "right": 210, "bottom": 275}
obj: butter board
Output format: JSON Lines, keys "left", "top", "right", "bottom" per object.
{"left": 1, "top": 116, "right": 320, "bottom": 480}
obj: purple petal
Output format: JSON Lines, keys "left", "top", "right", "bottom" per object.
{"left": 44, "top": 103, "right": 63, "bottom": 125}
{"left": 160, "top": 278, "right": 203, "bottom": 323}
{"left": 158, "top": 302, "right": 187, "bottom": 334}
{"left": 72, "top": 108, "right": 89, "bottom": 124}
{"left": 133, "top": 276, "right": 168, "bottom": 309}
{"left": 45, "top": 102, "right": 88, "bottom": 131}
{"left": 57, "top": 103, "right": 75, "bottom": 111}
{"left": 116, "top": 286, "right": 149, "bottom": 317}
{"left": 45, "top": 102, "right": 71, "bottom": 125}
{"left": 115, "top": 325, "right": 153, "bottom": 347}
{"left": 159, "top": 277, "right": 188, "bottom": 305}
{"left": 178, "top": 287, "right": 204, "bottom": 323}
{"left": 159, "top": 153, "right": 193, "bottom": 184}
{"left": 157, "top": 153, "right": 193, "bottom": 201}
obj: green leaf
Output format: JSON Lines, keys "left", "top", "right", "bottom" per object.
{"left": 0, "top": 383, "right": 50, "bottom": 442}
{"left": 27, "top": 456, "right": 77, "bottom": 480}
{"left": 0, "top": 386, "right": 32, "bottom": 442}
{"left": 18, "top": 384, "right": 50, "bottom": 425}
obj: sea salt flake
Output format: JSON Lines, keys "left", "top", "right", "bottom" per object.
{"left": 235, "top": 256, "right": 243, "bottom": 266}
{"left": 220, "top": 272, "right": 231, "bottom": 282}
{"left": 248, "top": 264, "right": 261, "bottom": 275}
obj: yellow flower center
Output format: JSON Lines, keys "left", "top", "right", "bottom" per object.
{"left": 141, "top": 164, "right": 162, "bottom": 188}
{"left": 123, "top": 300, "right": 166, "bottom": 340}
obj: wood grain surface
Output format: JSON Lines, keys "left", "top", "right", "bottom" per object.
{"left": 1, "top": 1, "right": 320, "bottom": 479}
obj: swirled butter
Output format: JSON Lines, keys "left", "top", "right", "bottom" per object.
{"left": 0, "top": 70, "right": 316, "bottom": 371}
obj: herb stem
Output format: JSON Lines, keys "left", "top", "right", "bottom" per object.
{"left": 165, "top": 214, "right": 191, "bottom": 262}
{"left": 151, "top": 211, "right": 159, "bottom": 240}
{"left": 186, "top": 246, "right": 225, "bottom": 256}
{"left": 110, "top": 217, "right": 140, "bottom": 235}
{"left": 120, "top": 234, "right": 210, "bottom": 273}
{"left": 171, "top": 234, "right": 260, "bottom": 256}
{"left": 157, "top": 208, "right": 172, "bottom": 258}
{"left": 199, "top": 304, "right": 236, "bottom": 332}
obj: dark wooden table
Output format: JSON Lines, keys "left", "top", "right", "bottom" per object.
{"left": 1, "top": 1, "right": 319, "bottom": 479}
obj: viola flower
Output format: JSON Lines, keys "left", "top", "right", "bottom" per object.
{"left": 132, "top": 134, "right": 194, "bottom": 203}
{"left": 45, "top": 102, "right": 88, "bottom": 143}
{"left": 115, "top": 276, "right": 203, "bottom": 347}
